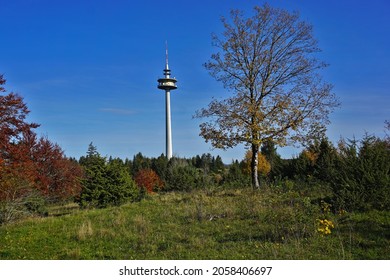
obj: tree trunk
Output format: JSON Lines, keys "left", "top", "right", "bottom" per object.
{"left": 251, "top": 143, "right": 260, "bottom": 189}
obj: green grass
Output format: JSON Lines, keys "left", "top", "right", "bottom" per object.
{"left": 0, "top": 187, "right": 389, "bottom": 259}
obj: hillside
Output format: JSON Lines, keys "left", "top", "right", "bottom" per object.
{"left": 1, "top": 186, "right": 389, "bottom": 260}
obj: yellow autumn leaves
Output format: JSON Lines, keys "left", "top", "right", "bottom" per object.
{"left": 242, "top": 150, "right": 271, "bottom": 177}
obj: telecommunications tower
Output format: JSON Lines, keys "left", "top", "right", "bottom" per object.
{"left": 157, "top": 44, "right": 178, "bottom": 159}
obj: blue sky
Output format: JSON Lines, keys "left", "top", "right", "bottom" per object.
{"left": 1, "top": 0, "right": 389, "bottom": 163}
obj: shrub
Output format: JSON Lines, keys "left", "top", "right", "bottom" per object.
{"left": 223, "top": 160, "right": 251, "bottom": 188}
{"left": 331, "top": 136, "right": 390, "bottom": 211}
{"left": 0, "top": 177, "right": 47, "bottom": 225}
{"left": 242, "top": 150, "right": 271, "bottom": 178}
{"left": 135, "top": 168, "right": 164, "bottom": 193}
{"left": 23, "top": 191, "right": 48, "bottom": 217}
{"left": 164, "top": 158, "right": 201, "bottom": 191}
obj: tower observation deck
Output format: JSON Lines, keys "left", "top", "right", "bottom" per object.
{"left": 157, "top": 45, "right": 178, "bottom": 159}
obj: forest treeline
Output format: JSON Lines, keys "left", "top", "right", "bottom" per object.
{"left": 1, "top": 74, "right": 389, "bottom": 224}
{"left": 77, "top": 133, "right": 389, "bottom": 212}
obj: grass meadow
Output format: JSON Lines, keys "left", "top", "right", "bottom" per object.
{"left": 0, "top": 186, "right": 389, "bottom": 260}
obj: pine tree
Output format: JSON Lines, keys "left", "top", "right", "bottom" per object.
{"left": 78, "top": 144, "right": 139, "bottom": 208}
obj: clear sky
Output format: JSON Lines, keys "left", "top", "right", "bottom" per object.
{"left": 1, "top": 0, "right": 389, "bottom": 163}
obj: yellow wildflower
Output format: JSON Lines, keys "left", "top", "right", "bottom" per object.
{"left": 317, "top": 218, "right": 335, "bottom": 235}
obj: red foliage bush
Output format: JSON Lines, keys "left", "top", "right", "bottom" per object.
{"left": 134, "top": 168, "right": 164, "bottom": 193}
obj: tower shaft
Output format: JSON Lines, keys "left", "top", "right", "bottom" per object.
{"left": 165, "top": 90, "right": 172, "bottom": 159}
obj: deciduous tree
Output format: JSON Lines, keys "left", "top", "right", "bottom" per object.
{"left": 195, "top": 4, "right": 339, "bottom": 188}
{"left": 1, "top": 74, "right": 82, "bottom": 206}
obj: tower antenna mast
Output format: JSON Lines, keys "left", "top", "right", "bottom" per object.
{"left": 165, "top": 41, "right": 169, "bottom": 69}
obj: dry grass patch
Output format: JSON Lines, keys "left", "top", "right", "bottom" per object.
{"left": 77, "top": 220, "right": 93, "bottom": 241}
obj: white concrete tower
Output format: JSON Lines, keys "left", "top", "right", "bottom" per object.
{"left": 157, "top": 44, "right": 177, "bottom": 159}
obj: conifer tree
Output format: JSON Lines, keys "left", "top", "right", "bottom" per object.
{"left": 78, "top": 144, "right": 139, "bottom": 208}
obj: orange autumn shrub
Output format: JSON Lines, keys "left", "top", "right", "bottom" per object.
{"left": 134, "top": 168, "right": 164, "bottom": 193}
